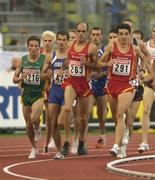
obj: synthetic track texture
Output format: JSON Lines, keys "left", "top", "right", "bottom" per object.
{"left": 1, "top": 133, "right": 155, "bottom": 180}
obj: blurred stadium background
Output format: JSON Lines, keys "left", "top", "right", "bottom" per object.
{"left": 1, "top": 0, "right": 155, "bottom": 51}
{"left": 0, "top": 0, "right": 155, "bottom": 132}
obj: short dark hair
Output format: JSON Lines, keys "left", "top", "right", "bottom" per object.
{"left": 133, "top": 30, "right": 144, "bottom": 40}
{"left": 91, "top": 27, "right": 103, "bottom": 34}
{"left": 108, "top": 28, "right": 118, "bottom": 34}
{"left": 27, "top": 35, "right": 40, "bottom": 46}
{"left": 56, "top": 31, "right": 69, "bottom": 40}
{"left": 117, "top": 23, "right": 131, "bottom": 34}
{"left": 76, "top": 22, "right": 89, "bottom": 31}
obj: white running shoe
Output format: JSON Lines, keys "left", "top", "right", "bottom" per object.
{"left": 117, "top": 144, "right": 127, "bottom": 159}
{"left": 48, "top": 138, "right": 56, "bottom": 149}
{"left": 34, "top": 126, "right": 41, "bottom": 142}
{"left": 53, "top": 152, "right": 64, "bottom": 160}
{"left": 138, "top": 143, "right": 149, "bottom": 153}
{"left": 28, "top": 148, "right": 38, "bottom": 159}
{"left": 122, "top": 128, "right": 129, "bottom": 145}
{"left": 110, "top": 144, "right": 119, "bottom": 156}
{"left": 71, "top": 139, "right": 79, "bottom": 154}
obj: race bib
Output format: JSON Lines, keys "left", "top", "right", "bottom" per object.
{"left": 112, "top": 59, "right": 131, "bottom": 76}
{"left": 129, "top": 78, "right": 139, "bottom": 86}
{"left": 69, "top": 60, "right": 85, "bottom": 77}
{"left": 53, "top": 69, "right": 68, "bottom": 85}
{"left": 23, "top": 69, "right": 40, "bottom": 85}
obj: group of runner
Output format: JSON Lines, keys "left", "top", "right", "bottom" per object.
{"left": 13, "top": 20, "right": 155, "bottom": 159}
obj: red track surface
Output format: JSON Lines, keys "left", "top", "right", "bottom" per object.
{"left": 1, "top": 133, "right": 155, "bottom": 180}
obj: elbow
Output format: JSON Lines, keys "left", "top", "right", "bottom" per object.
{"left": 13, "top": 77, "right": 21, "bottom": 84}
{"left": 13, "top": 78, "right": 17, "bottom": 84}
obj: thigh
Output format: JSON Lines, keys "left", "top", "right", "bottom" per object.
{"left": 95, "top": 95, "right": 107, "bottom": 111}
{"left": 48, "top": 103, "right": 61, "bottom": 124}
{"left": 87, "top": 95, "right": 95, "bottom": 115}
{"left": 31, "top": 99, "right": 44, "bottom": 120}
{"left": 64, "top": 85, "right": 77, "bottom": 110}
{"left": 108, "top": 95, "right": 117, "bottom": 122}
{"left": 143, "top": 86, "right": 154, "bottom": 110}
{"left": 118, "top": 91, "right": 135, "bottom": 113}
{"left": 130, "top": 101, "right": 140, "bottom": 118}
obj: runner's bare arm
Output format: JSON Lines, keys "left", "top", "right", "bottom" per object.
{"left": 139, "top": 42, "right": 151, "bottom": 72}
{"left": 88, "top": 43, "right": 98, "bottom": 66}
{"left": 97, "top": 44, "right": 112, "bottom": 67}
{"left": 134, "top": 45, "right": 146, "bottom": 71}
{"left": 41, "top": 55, "right": 52, "bottom": 80}
{"left": 80, "top": 43, "right": 98, "bottom": 70}
{"left": 13, "top": 58, "right": 24, "bottom": 84}
{"left": 61, "top": 58, "right": 69, "bottom": 70}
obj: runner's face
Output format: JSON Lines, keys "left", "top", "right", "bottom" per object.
{"left": 42, "top": 35, "right": 55, "bottom": 49}
{"left": 28, "top": 40, "right": 40, "bottom": 56}
{"left": 56, "top": 34, "right": 68, "bottom": 49}
{"left": 118, "top": 29, "right": 130, "bottom": 45}
{"left": 90, "top": 29, "right": 102, "bottom": 45}
{"left": 76, "top": 24, "right": 88, "bottom": 42}
{"left": 69, "top": 31, "right": 77, "bottom": 41}
{"left": 108, "top": 32, "right": 118, "bottom": 43}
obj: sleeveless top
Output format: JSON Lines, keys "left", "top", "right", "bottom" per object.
{"left": 51, "top": 51, "right": 67, "bottom": 86}
{"left": 109, "top": 42, "right": 137, "bottom": 82}
{"left": 68, "top": 40, "right": 91, "bottom": 80}
{"left": 21, "top": 54, "right": 45, "bottom": 93}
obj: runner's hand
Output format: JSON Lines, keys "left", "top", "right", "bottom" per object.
{"left": 46, "top": 69, "right": 53, "bottom": 80}
{"left": 80, "top": 56, "right": 88, "bottom": 65}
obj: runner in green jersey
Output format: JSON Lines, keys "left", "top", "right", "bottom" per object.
{"left": 13, "top": 35, "right": 45, "bottom": 159}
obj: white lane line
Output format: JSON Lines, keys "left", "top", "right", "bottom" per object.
{"left": 0, "top": 147, "right": 148, "bottom": 158}
{"left": 3, "top": 151, "right": 155, "bottom": 179}
{"left": 3, "top": 150, "right": 155, "bottom": 180}
{"left": 3, "top": 154, "right": 109, "bottom": 180}
{"left": 107, "top": 155, "right": 155, "bottom": 179}
{"left": 119, "top": 161, "right": 155, "bottom": 167}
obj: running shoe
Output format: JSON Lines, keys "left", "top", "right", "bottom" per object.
{"left": 28, "top": 148, "right": 38, "bottom": 159}
{"left": 117, "top": 144, "right": 127, "bottom": 159}
{"left": 53, "top": 152, "right": 64, "bottom": 160}
{"left": 34, "top": 126, "right": 41, "bottom": 142}
{"left": 95, "top": 135, "right": 106, "bottom": 148}
{"left": 71, "top": 139, "right": 79, "bottom": 154}
{"left": 61, "top": 141, "right": 70, "bottom": 155}
{"left": 138, "top": 143, "right": 149, "bottom": 153}
{"left": 48, "top": 138, "right": 56, "bottom": 149}
{"left": 77, "top": 140, "right": 88, "bottom": 155}
{"left": 110, "top": 144, "right": 119, "bottom": 156}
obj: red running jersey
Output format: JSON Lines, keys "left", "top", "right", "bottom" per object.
{"left": 109, "top": 42, "right": 137, "bottom": 82}
{"left": 62, "top": 41, "right": 92, "bottom": 97}
{"left": 68, "top": 40, "right": 91, "bottom": 80}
